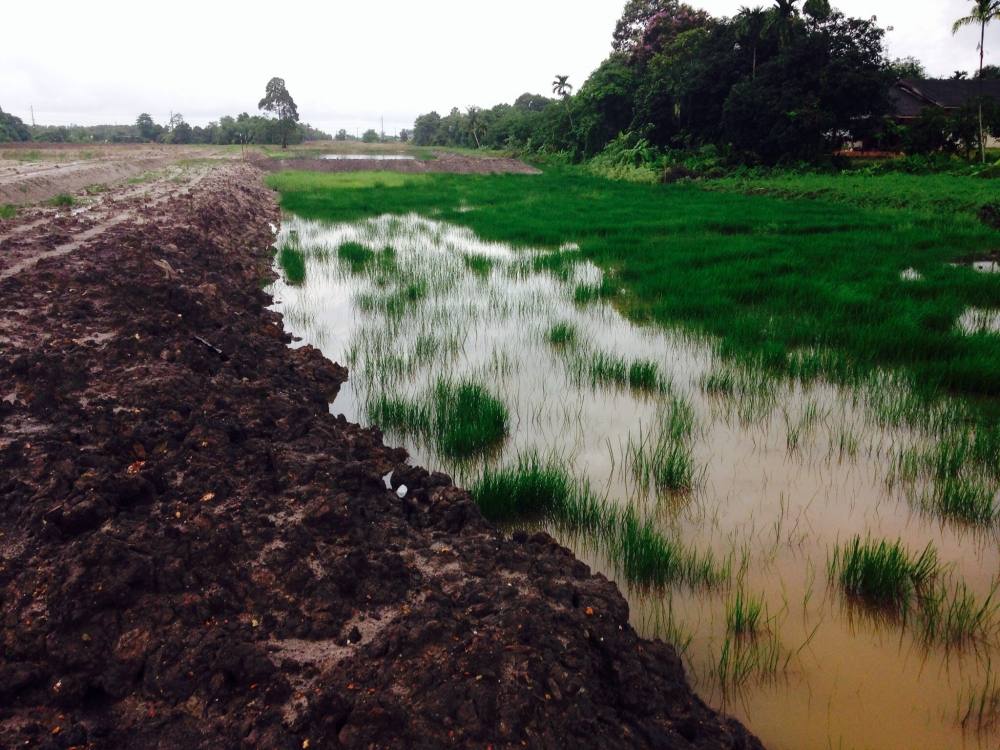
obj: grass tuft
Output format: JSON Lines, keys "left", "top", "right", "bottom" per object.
{"left": 337, "top": 241, "right": 375, "bottom": 268}
{"left": 278, "top": 243, "right": 307, "bottom": 285}
{"left": 829, "top": 536, "right": 939, "bottom": 609}
{"left": 547, "top": 321, "right": 577, "bottom": 346}
{"left": 726, "top": 589, "right": 765, "bottom": 637}
{"left": 49, "top": 193, "right": 75, "bottom": 208}
{"left": 0, "top": 204, "right": 16, "bottom": 220}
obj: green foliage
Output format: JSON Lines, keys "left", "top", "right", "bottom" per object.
{"left": 362, "top": 129, "right": 380, "bottom": 143}
{"left": 337, "top": 241, "right": 376, "bottom": 268}
{"left": 547, "top": 322, "right": 578, "bottom": 346}
{"left": 0, "top": 107, "right": 31, "bottom": 142}
{"left": 411, "top": 3, "right": 892, "bottom": 164}
{"left": 0, "top": 204, "right": 16, "bottom": 220}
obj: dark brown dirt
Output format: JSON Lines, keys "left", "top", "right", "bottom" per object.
{"left": 0, "top": 163, "right": 761, "bottom": 749}
{"left": 259, "top": 151, "right": 541, "bottom": 175}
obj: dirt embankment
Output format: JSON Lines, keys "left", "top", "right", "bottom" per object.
{"left": 259, "top": 150, "right": 541, "bottom": 175}
{"left": 0, "top": 163, "right": 760, "bottom": 749}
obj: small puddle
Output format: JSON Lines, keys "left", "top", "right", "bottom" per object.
{"left": 320, "top": 154, "right": 416, "bottom": 161}
{"left": 957, "top": 308, "right": 1000, "bottom": 335}
{"left": 270, "top": 214, "right": 1000, "bottom": 750}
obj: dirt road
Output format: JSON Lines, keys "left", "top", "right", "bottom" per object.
{"left": 0, "top": 161, "right": 759, "bottom": 748}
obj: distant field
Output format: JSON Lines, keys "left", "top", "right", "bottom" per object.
{"left": 269, "top": 167, "right": 1000, "bottom": 415}
{"left": 705, "top": 170, "right": 1000, "bottom": 217}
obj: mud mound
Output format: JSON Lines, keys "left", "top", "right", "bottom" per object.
{"left": 0, "top": 164, "right": 759, "bottom": 749}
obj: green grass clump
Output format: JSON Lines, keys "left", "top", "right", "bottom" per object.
{"left": 463, "top": 254, "right": 495, "bottom": 276}
{"left": 573, "top": 279, "right": 614, "bottom": 305}
{"left": 627, "top": 396, "right": 701, "bottom": 494}
{"left": 0, "top": 204, "right": 16, "bottom": 220}
{"left": 928, "top": 477, "right": 997, "bottom": 525}
{"left": 49, "top": 193, "right": 75, "bottom": 208}
{"left": 472, "top": 453, "right": 579, "bottom": 522}
{"left": 469, "top": 452, "right": 721, "bottom": 588}
{"left": 960, "top": 674, "right": 1000, "bottom": 735}
{"left": 278, "top": 243, "right": 307, "bottom": 285}
{"left": 578, "top": 352, "right": 667, "bottom": 393}
{"left": 432, "top": 379, "right": 509, "bottom": 458}
{"left": 337, "top": 241, "right": 375, "bottom": 268}
{"left": 547, "top": 321, "right": 577, "bottom": 346}
{"left": 829, "top": 536, "right": 939, "bottom": 609}
{"left": 367, "top": 379, "right": 508, "bottom": 458}
{"left": 726, "top": 589, "right": 765, "bottom": 636}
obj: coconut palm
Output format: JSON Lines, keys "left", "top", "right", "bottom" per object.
{"left": 552, "top": 75, "right": 575, "bottom": 128}
{"left": 953, "top": 0, "right": 1000, "bottom": 162}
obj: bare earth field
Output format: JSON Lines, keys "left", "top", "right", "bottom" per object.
{"left": 0, "top": 144, "right": 232, "bottom": 205}
{"left": 0, "top": 154, "right": 758, "bottom": 747}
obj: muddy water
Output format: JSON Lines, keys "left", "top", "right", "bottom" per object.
{"left": 270, "top": 213, "right": 1000, "bottom": 750}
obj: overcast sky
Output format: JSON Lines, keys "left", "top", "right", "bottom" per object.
{"left": 2, "top": 0, "right": 997, "bottom": 136}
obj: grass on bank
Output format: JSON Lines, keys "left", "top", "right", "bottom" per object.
{"left": 266, "top": 169, "right": 1000, "bottom": 422}
{"left": 470, "top": 452, "right": 723, "bottom": 589}
{"left": 0, "top": 204, "right": 16, "bottom": 220}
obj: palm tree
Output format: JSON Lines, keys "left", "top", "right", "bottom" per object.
{"left": 552, "top": 75, "right": 575, "bottom": 128}
{"left": 769, "top": 0, "right": 801, "bottom": 47}
{"left": 953, "top": 0, "right": 1000, "bottom": 163}
{"left": 736, "top": 6, "right": 768, "bottom": 79}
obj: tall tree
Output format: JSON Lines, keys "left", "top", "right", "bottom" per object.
{"left": 953, "top": 0, "right": 1000, "bottom": 162}
{"left": 552, "top": 75, "right": 575, "bottom": 128}
{"left": 769, "top": 0, "right": 802, "bottom": 47}
{"left": 258, "top": 77, "right": 300, "bottom": 149}
{"left": 736, "top": 6, "right": 768, "bottom": 79}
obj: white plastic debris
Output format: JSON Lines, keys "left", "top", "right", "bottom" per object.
{"left": 396, "top": 485, "right": 408, "bottom": 499}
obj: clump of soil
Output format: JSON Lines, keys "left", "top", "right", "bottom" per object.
{"left": 0, "top": 164, "right": 759, "bottom": 748}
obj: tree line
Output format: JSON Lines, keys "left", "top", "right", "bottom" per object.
{"left": 413, "top": 0, "right": 1000, "bottom": 164}
{"left": 0, "top": 78, "right": 330, "bottom": 146}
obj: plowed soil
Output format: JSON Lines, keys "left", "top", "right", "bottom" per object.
{"left": 0, "top": 162, "right": 760, "bottom": 749}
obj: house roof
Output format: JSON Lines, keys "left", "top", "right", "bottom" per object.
{"left": 891, "top": 78, "right": 1000, "bottom": 118}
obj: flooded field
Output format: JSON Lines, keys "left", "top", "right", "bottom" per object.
{"left": 270, "top": 212, "right": 1000, "bottom": 750}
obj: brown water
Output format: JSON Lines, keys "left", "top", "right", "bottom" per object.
{"left": 270, "top": 213, "right": 1000, "bottom": 750}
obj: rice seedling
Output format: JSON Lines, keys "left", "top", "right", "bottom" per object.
{"left": 472, "top": 454, "right": 573, "bottom": 521}
{"left": 432, "top": 379, "right": 509, "bottom": 458}
{"left": 641, "top": 597, "right": 694, "bottom": 658}
{"left": 278, "top": 243, "right": 307, "bottom": 285}
{"left": 828, "top": 536, "right": 940, "bottom": 609}
{"left": 917, "top": 578, "right": 998, "bottom": 646}
{"left": 463, "top": 254, "right": 495, "bottom": 276}
{"left": 547, "top": 321, "right": 578, "bottom": 347}
{"left": 927, "top": 477, "right": 997, "bottom": 526}
{"left": 959, "top": 673, "right": 1000, "bottom": 735}
{"left": 49, "top": 193, "right": 75, "bottom": 207}
{"left": 573, "top": 277, "right": 616, "bottom": 304}
{"left": 726, "top": 589, "right": 766, "bottom": 637}
{"left": 367, "top": 378, "right": 508, "bottom": 458}
{"left": 715, "top": 630, "right": 784, "bottom": 692}
{"left": 337, "top": 241, "right": 375, "bottom": 268}
{"left": 575, "top": 352, "right": 668, "bottom": 394}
